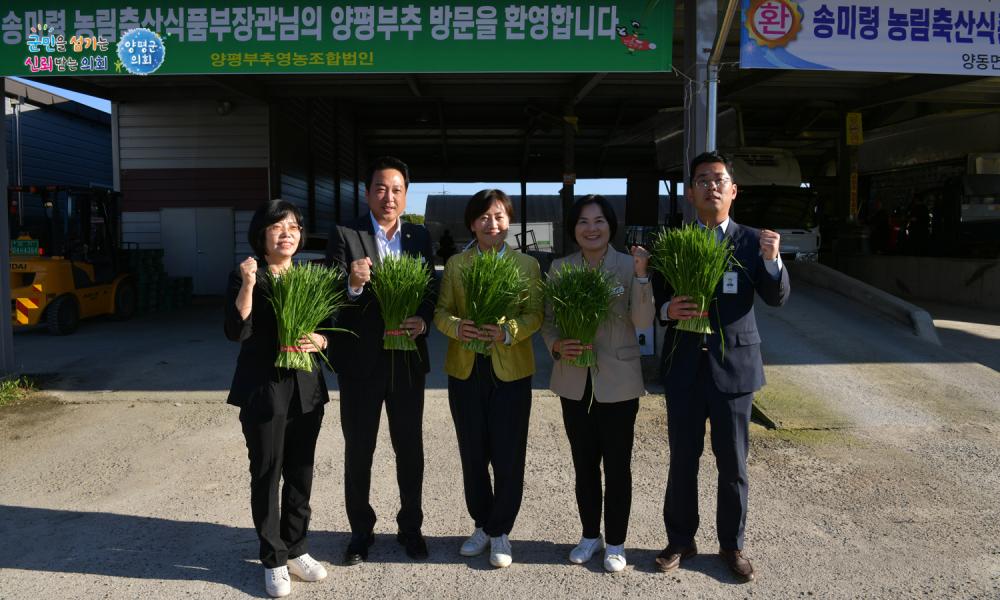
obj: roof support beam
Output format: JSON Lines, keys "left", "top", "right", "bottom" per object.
{"left": 406, "top": 75, "right": 423, "bottom": 97}
{"left": 850, "top": 75, "right": 990, "bottom": 110}
{"left": 719, "top": 70, "right": 783, "bottom": 99}
{"left": 598, "top": 100, "right": 628, "bottom": 175}
{"left": 569, "top": 72, "right": 607, "bottom": 106}
{"left": 437, "top": 100, "right": 449, "bottom": 175}
{"left": 207, "top": 76, "right": 268, "bottom": 104}
{"left": 21, "top": 75, "right": 112, "bottom": 101}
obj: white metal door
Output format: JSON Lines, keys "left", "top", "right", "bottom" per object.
{"left": 160, "top": 207, "right": 233, "bottom": 295}
{"left": 193, "top": 208, "right": 233, "bottom": 295}
{"left": 160, "top": 208, "right": 196, "bottom": 287}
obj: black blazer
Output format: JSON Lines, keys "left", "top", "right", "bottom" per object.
{"left": 325, "top": 214, "right": 437, "bottom": 378}
{"left": 224, "top": 261, "right": 329, "bottom": 420}
{"left": 653, "top": 221, "right": 790, "bottom": 395}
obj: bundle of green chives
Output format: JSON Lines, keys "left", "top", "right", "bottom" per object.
{"left": 461, "top": 249, "right": 529, "bottom": 355}
{"left": 370, "top": 253, "right": 431, "bottom": 351}
{"left": 649, "top": 224, "right": 733, "bottom": 335}
{"left": 544, "top": 262, "right": 617, "bottom": 368}
{"left": 267, "top": 262, "right": 347, "bottom": 372}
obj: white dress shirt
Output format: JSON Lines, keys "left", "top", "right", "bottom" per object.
{"left": 348, "top": 212, "right": 402, "bottom": 297}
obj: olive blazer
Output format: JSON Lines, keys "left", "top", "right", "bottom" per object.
{"left": 433, "top": 246, "right": 544, "bottom": 382}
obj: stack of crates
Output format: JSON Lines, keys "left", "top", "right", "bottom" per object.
{"left": 161, "top": 276, "right": 194, "bottom": 310}
{"left": 118, "top": 249, "right": 193, "bottom": 313}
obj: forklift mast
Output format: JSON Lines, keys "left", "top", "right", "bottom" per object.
{"left": 8, "top": 185, "right": 121, "bottom": 269}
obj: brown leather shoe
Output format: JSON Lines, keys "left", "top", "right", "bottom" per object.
{"left": 654, "top": 542, "right": 697, "bottom": 572}
{"left": 719, "top": 549, "right": 755, "bottom": 582}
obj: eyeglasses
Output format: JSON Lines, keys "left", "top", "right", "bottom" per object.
{"left": 693, "top": 178, "right": 733, "bottom": 190}
{"left": 268, "top": 222, "right": 303, "bottom": 234}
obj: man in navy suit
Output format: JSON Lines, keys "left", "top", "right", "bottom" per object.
{"left": 652, "top": 151, "right": 790, "bottom": 582}
{"left": 326, "top": 156, "right": 437, "bottom": 566}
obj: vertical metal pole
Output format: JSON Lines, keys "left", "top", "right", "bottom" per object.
{"left": 333, "top": 101, "right": 342, "bottom": 224}
{"left": 707, "top": 0, "right": 740, "bottom": 154}
{"left": 706, "top": 63, "right": 719, "bottom": 152}
{"left": 682, "top": 0, "right": 716, "bottom": 223}
{"left": 1, "top": 80, "right": 16, "bottom": 375}
{"left": 519, "top": 176, "right": 527, "bottom": 252}
{"left": 353, "top": 111, "right": 361, "bottom": 218}
{"left": 560, "top": 105, "right": 575, "bottom": 254}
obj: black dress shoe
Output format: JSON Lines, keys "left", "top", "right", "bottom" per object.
{"left": 396, "top": 531, "right": 429, "bottom": 560}
{"left": 343, "top": 532, "right": 375, "bottom": 566}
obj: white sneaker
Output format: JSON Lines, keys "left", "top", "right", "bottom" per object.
{"left": 489, "top": 534, "right": 513, "bottom": 568}
{"left": 460, "top": 527, "right": 490, "bottom": 557}
{"left": 288, "top": 553, "right": 328, "bottom": 582}
{"left": 604, "top": 544, "right": 627, "bottom": 572}
{"left": 569, "top": 536, "right": 604, "bottom": 564}
{"left": 264, "top": 565, "right": 291, "bottom": 598}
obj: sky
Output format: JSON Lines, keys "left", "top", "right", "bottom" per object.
{"left": 11, "top": 77, "right": 112, "bottom": 113}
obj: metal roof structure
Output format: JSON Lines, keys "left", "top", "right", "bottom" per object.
{"left": 23, "top": 2, "right": 1000, "bottom": 183}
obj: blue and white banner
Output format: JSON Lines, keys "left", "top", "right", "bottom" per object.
{"left": 740, "top": 0, "right": 1000, "bottom": 75}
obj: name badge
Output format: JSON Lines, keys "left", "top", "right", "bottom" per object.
{"left": 611, "top": 284, "right": 625, "bottom": 297}
{"left": 723, "top": 272, "right": 738, "bottom": 294}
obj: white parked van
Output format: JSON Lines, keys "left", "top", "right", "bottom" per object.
{"left": 726, "top": 148, "right": 821, "bottom": 260}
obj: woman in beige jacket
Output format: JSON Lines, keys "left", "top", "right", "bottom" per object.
{"left": 542, "top": 194, "right": 654, "bottom": 573}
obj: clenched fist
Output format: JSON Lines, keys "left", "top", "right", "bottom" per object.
{"left": 239, "top": 256, "right": 257, "bottom": 286}
{"left": 349, "top": 256, "right": 373, "bottom": 290}
{"left": 760, "top": 229, "right": 781, "bottom": 261}
{"left": 630, "top": 245, "right": 650, "bottom": 278}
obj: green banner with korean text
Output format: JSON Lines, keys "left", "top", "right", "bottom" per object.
{"left": 0, "top": 1, "right": 672, "bottom": 76}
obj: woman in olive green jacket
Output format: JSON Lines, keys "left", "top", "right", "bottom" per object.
{"left": 434, "top": 189, "right": 543, "bottom": 569}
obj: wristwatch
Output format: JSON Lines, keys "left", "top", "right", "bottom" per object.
{"left": 551, "top": 343, "right": 561, "bottom": 361}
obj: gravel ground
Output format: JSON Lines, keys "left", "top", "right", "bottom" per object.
{"left": 1, "top": 288, "right": 999, "bottom": 599}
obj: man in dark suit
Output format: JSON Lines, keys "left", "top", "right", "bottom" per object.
{"left": 652, "top": 151, "right": 790, "bottom": 582}
{"left": 325, "top": 156, "right": 437, "bottom": 565}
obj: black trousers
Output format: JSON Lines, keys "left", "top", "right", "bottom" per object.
{"left": 241, "top": 390, "right": 324, "bottom": 569}
{"left": 664, "top": 351, "right": 753, "bottom": 550}
{"left": 448, "top": 354, "right": 532, "bottom": 537}
{"left": 339, "top": 351, "right": 425, "bottom": 536}
{"left": 561, "top": 373, "right": 639, "bottom": 547}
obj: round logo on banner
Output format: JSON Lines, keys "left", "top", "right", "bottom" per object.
{"left": 117, "top": 28, "right": 166, "bottom": 75}
{"left": 746, "top": 0, "right": 803, "bottom": 49}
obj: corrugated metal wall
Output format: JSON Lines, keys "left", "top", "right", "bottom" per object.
{"left": 336, "top": 102, "right": 362, "bottom": 222}
{"left": 273, "top": 98, "right": 362, "bottom": 234}
{"left": 118, "top": 96, "right": 364, "bottom": 277}
{"left": 312, "top": 100, "right": 335, "bottom": 235}
{"left": 117, "top": 98, "right": 270, "bottom": 278}
{"left": 118, "top": 100, "right": 269, "bottom": 171}
{"left": 118, "top": 99, "right": 270, "bottom": 214}
{"left": 274, "top": 97, "right": 310, "bottom": 221}
{"left": 4, "top": 100, "right": 112, "bottom": 188}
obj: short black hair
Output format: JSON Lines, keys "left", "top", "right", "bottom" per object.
{"left": 464, "top": 189, "right": 514, "bottom": 232}
{"left": 248, "top": 199, "right": 306, "bottom": 259}
{"left": 567, "top": 194, "right": 618, "bottom": 244}
{"left": 366, "top": 156, "right": 410, "bottom": 190}
{"left": 689, "top": 151, "right": 735, "bottom": 183}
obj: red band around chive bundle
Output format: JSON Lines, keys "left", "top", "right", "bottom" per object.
{"left": 280, "top": 345, "right": 306, "bottom": 353}
{"left": 385, "top": 329, "right": 408, "bottom": 336}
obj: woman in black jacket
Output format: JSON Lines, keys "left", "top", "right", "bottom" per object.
{"left": 225, "top": 199, "right": 330, "bottom": 598}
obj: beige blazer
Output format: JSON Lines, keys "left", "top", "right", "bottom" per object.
{"left": 542, "top": 248, "right": 654, "bottom": 403}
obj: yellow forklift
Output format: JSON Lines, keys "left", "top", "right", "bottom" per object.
{"left": 8, "top": 185, "right": 136, "bottom": 335}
